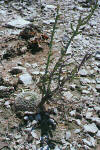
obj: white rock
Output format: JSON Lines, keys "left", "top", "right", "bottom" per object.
{"left": 84, "top": 123, "right": 98, "bottom": 134}
{"left": 63, "top": 91, "right": 73, "bottom": 100}
{"left": 6, "top": 16, "right": 30, "bottom": 29}
{"left": 66, "top": 45, "right": 72, "bottom": 55}
{"left": 95, "top": 54, "right": 100, "bottom": 61}
{"left": 82, "top": 90, "right": 90, "bottom": 94}
{"left": 86, "top": 111, "right": 92, "bottom": 119}
{"left": 14, "top": 134, "right": 21, "bottom": 139}
{"left": 66, "top": 131, "right": 71, "bottom": 140}
{"left": 32, "top": 63, "right": 38, "bottom": 68}
{"left": 43, "top": 20, "right": 55, "bottom": 24}
{"left": 74, "top": 129, "right": 81, "bottom": 134}
{"left": 96, "top": 84, "right": 100, "bottom": 92}
{"left": 94, "top": 106, "right": 100, "bottom": 112}
{"left": 31, "top": 131, "right": 38, "bottom": 139}
{"left": 83, "top": 139, "right": 92, "bottom": 147}
{"left": 75, "top": 119, "right": 81, "bottom": 126}
{"left": 80, "top": 78, "right": 90, "bottom": 85}
{"left": 89, "top": 136, "right": 96, "bottom": 147}
{"left": 31, "top": 71, "right": 40, "bottom": 75}
{"left": 19, "top": 73, "right": 33, "bottom": 86}
{"left": 79, "top": 69, "right": 88, "bottom": 77}
{"left": 96, "top": 130, "right": 100, "bottom": 138}
{"left": 92, "top": 117, "right": 100, "bottom": 127}
{"left": 69, "top": 110, "right": 76, "bottom": 117}
{"left": 54, "top": 146, "right": 61, "bottom": 150}
{"left": 4, "top": 101, "right": 10, "bottom": 108}
{"left": 44, "top": 5, "right": 56, "bottom": 11}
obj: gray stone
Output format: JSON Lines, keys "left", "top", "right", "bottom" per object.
{"left": 5, "top": 16, "right": 30, "bottom": 29}
{"left": 43, "top": 19, "right": 55, "bottom": 24}
{"left": 95, "top": 51, "right": 100, "bottom": 61}
{"left": 83, "top": 123, "right": 98, "bottom": 134}
{"left": 96, "top": 84, "right": 100, "bottom": 92}
{"left": 82, "top": 90, "right": 90, "bottom": 94}
{"left": 32, "top": 63, "right": 38, "bottom": 68}
{"left": 44, "top": 5, "right": 56, "bottom": 11}
{"left": 74, "top": 129, "right": 81, "bottom": 134}
{"left": 66, "top": 131, "right": 71, "bottom": 140}
{"left": 0, "top": 86, "right": 14, "bottom": 98}
{"left": 96, "top": 78, "right": 100, "bottom": 84}
{"left": 83, "top": 137, "right": 96, "bottom": 147}
{"left": 96, "top": 130, "right": 100, "bottom": 138}
{"left": 69, "top": 110, "right": 76, "bottom": 117}
{"left": 86, "top": 112, "right": 92, "bottom": 120}
{"left": 97, "top": 63, "right": 100, "bottom": 68}
{"left": 54, "top": 146, "right": 61, "bottom": 150}
{"left": 31, "top": 130, "right": 38, "bottom": 139}
{"left": 70, "top": 84, "right": 76, "bottom": 90}
{"left": 63, "top": 91, "right": 73, "bottom": 100}
{"left": 4, "top": 101, "right": 10, "bottom": 108}
{"left": 94, "top": 106, "right": 100, "bottom": 112}
{"left": 92, "top": 117, "right": 100, "bottom": 128}
{"left": 18, "top": 73, "right": 33, "bottom": 86}
{"left": 79, "top": 69, "right": 88, "bottom": 77}
{"left": 80, "top": 78, "right": 90, "bottom": 85}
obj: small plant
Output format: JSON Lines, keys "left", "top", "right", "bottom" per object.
{"left": 37, "top": 0, "right": 98, "bottom": 109}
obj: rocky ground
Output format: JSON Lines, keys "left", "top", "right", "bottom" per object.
{"left": 0, "top": 0, "right": 100, "bottom": 149}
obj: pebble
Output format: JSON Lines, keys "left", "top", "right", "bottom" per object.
{"left": 92, "top": 117, "right": 100, "bottom": 129}
{"left": 75, "top": 119, "right": 81, "bottom": 126}
{"left": 96, "top": 78, "right": 100, "bottom": 84}
{"left": 83, "top": 137, "right": 96, "bottom": 147}
{"left": 14, "top": 134, "right": 21, "bottom": 140}
{"left": 4, "top": 101, "right": 10, "bottom": 108}
{"left": 82, "top": 90, "right": 90, "bottom": 94}
{"left": 44, "top": 5, "right": 56, "bottom": 11}
{"left": 5, "top": 16, "right": 31, "bottom": 29}
{"left": 95, "top": 51, "right": 100, "bottom": 61}
{"left": 83, "top": 123, "right": 98, "bottom": 134}
{"left": 31, "top": 130, "right": 38, "bottom": 139}
{"left": 79, "top": 69, "right": 88, "bottom": 77}
{"left": 85, "top": 111, "right": 93, "bottom": 120}
{"left": 18, "top": 73, "right": 33, "bottom": 86}
{"left": 96, "top": 84, "right": 100, "bottom": 93}
{"left": 66, "top": 131, "right": 71, "bottom": 140}
{"left": 54, "top": 146, "right": 61, "bottom": 150}
{"left": 63, "top": 91, "right": 73, "bottom": 100}
{"left": 96, "top": 130, "right": 100, "bottom": 138}
{"left": 69, "top": 110, "right": 76, "bottom": 117}
{"left": 80, "top": 78, "right": 90, "bottom": 85}
{"left": 74, "top": 129, "right": 81, "bottom": 134}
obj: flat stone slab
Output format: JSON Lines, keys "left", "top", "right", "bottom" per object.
{"left": 5, "top": 16, "right": 30, "bottom": 29}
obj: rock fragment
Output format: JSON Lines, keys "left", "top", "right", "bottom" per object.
{"left": 83, "top": 123, "right": 98, "bottom": 134}
{"left": 18, "top": 73, "right": 33, "bottom": 86}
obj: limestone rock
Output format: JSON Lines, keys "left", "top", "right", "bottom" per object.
{"left": 18, "top": 73, "right": 33, "bottom": 86}
{"left": 96, "top": 84, "right": 100, "bottom": 93}
{"left": 84, "top": 123, "right": 98, "bottom": 134}
{"left": 79, "top": 69, "right": 88, "bottom": 77}
{"left": 5, "top": 17, "right": 31, "bottom": 29}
